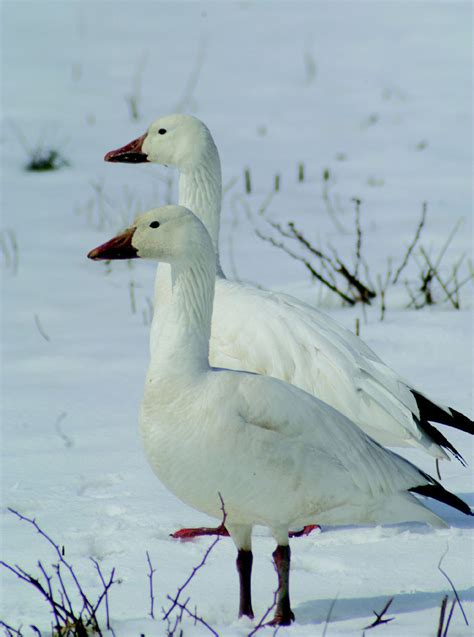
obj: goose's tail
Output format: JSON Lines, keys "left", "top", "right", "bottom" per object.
{"left": 371, "top": 481, "right": 472, "bottom": 529}
{"left": 411, "top": 390, "right": 473, "bottom": 465}
{"left": 410, "top": 481, "right": 473, "bottom": 517}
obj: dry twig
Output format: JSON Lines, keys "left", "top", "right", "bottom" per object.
{"left": 146, "top": 551, "right": 156, "bottom": 620}
{"left": 435, "top": 593, "right": 458, "bottom": 637}
{"left": 438, "top": 547, "right": 468, "bottom": 626}
{"left": 256, "top": 228, "right": 356, "bottom": 306}
{"left": 364, "top": 597, "right": 395, "bottom": 629}
{"left": 321, "top": 596, "right": 339, "bottom": 637}
{"left": 259, "top": 213, "right": 376, "bottom": 305}
{"left": 392, "top": 202, "right": 427, "bottom": 284}
{"left": 321, "top": 168, "right": 345, "bottom": 233}
{"left": 0, "top": 228, "right": 19, "bottom": 275}
{"left": 247, "top": 582, "right": 279, "bottom": 636}
{"left": 0, "top": 621, "right": 25, "bottom": 637}
{"left": 1, "top": 509, "right": 119, "bottom": 637}
{"left": 162, "top": 494, "right": 226, "bottom": 635}
{"left": 34, "top": 314, "right": 50, "bottom": 342}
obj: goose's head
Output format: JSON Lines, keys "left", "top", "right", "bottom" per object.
{"left": 87, "top": 205, "right": 214, "bottom": 265}
{"left": 104, "top": 114, "right": 214, "bottom": 170}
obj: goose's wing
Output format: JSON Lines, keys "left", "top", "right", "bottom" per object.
{"left": 235, "top": 372, "right": 423, "bottom": 497}
{"left": 231, "top": 373, "right": 471, "bottom": 527}
{"left": 211, "top": 279, "right": 470, "bottom": 460}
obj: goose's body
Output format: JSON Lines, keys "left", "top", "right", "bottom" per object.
{"left": 88, "top": 206, "right": 472, "bottom": 625}
{"left": 143, "top": 368, "right": 450, "bottom": 530}
{"left": 105, "top": 114, "right": 473, "bottom": 466}
{"left": 208, "top": 280, "right": 437, "bottom": 452}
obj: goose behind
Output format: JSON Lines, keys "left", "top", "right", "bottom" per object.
{"left": 104, "top": 114, "right": 473, "bottom": 471}
{"left": 88, "top": 205, "right": 472, "bottom": 626}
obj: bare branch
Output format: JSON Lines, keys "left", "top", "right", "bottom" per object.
{"left": 7, "top": 509, "right": 95, "bottom": 617}
{"left": 165, "top": 596, "right": 219, "bottom": 637}
{"left": 287, "top": 222, "right": 334, "bottom": 263}
{"left": 247, "top": 584, "right": 278, "bottom": 636}
{"left": 256, "top": 229, "right": 356, "bottom": 305}
{"left": 0, "top": 621, "right": 24, "bottom": 637}
{"left": 244, "top": 168, "right": 252, "bottom": 194}
{"left": 298, "top": 162, "right": 305, "bottom": 182}
{"left": 1, "top": 560, "right": 72, "bottom": 624}
{"left": 2, "top": 509, "right": 119, "bottom": 636}
{"left": 364, "top": 597, "right": 395, "bottom": 629}
{"left": 442, "top": 597, "right": 457, "bottom": 637}
{"left": 0, "top": 228, "right": 19, "bottom": 276}
{"left": 37, "top": 559, "right": 65, "bottom": 629}
{"left": 377, "top": 259, "right": 392, "bottom": 321}
{"left": 321, "top": 596, "right": 338, "bottom": 637}
{"left": 285, "top": 220, "right": 375, "bottom": 303}
{"left": 258, "top": 192, "right": 274, "bottom": 216}
{"left": 419, "top": 248, "right": 459, "bottom": 309}
{"left": 436, "top": 595, "right": 449, "bottom": 637}
{"left": 438, "top": 547, "right": 469, "bottom": 626}
{"left": 321, "top": 168, "right": 345, "bottom": 233}
{"left": 352, "top": 197, "right": 362, "bottom": 279}
{"left": 54, "top": 563, "right": 74, "bottom": 619}
{"left": 90, "top": 558, "right": 117, "bottom": 630}
{"left": 34, "top": 314, "right": 50, "bottom": 342}
{"left": 54, "top": 412, "right": 73, "bottom": 449}
{"left": 146, "top": 551, "right": 156, "bottom": 620}
{"left": 162, "top": 494, "right": 226, "bottom": 631}
{"left": 405, "top": 280, "right": 424, "bottom": 310}
{"left": 333, "top": 257, "right": 376, "bottom": 303}
{"left": 392, "top": 202, "right": 427, "bottom": 284}
{"left": 265, "top": 220, "right": 370, "bottom": 303}
{"left": 433, "top": 218, "right": 463, "bottom": 272}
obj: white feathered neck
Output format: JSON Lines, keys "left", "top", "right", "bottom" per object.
{"left": 154, "top": 143, "right": 223, "bottom": 309}
{"left": 179, "top": 160, "right": 222, "bottom": 259}
{"left": 149, "top": 247, "right": 217, "bottom": 378}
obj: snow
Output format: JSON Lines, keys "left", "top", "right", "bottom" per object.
{"left": 1, "top": 1, "right": 472, "bottom": 635}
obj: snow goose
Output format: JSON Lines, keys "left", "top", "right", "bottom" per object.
{"left": 105, "top": 116, "right": 472, "bottom": 539}
{"left": 88, "top": 205, "right": 472, "bottom": 626}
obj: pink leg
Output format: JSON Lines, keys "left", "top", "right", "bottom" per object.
{"left": 172, "top": 523, "right": 320, "bottom": 540}
{"left": 170, "top": 522, "right": 230, "bottom": 539}
{"left": 289, "top": 524, "right": 320, "bottom": 538}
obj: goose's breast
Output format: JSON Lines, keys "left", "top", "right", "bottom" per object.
{"left": 139, "top": 393, "right": 319, "bottom": 526}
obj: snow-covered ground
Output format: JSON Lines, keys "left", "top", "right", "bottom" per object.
{"left": 1, "top": 2, "right": 473, "bottom": 635}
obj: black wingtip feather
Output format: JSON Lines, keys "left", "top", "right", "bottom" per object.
{"left": 415, "top": 417, "right": 467, "bottom": 466}
{"left": 448, "top": 407, "right": 474, "bottom": 435}
{"left": 412, "top": 390, "right": 474, "bottom": 435}
{"left": 410, "top": 483, "right": 473, "bottom": 517}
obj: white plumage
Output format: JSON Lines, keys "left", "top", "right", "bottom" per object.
{"left": 88, "top": 206, "right": 471, "bottom": 625}
{"left": 105, "top": 114, "right": 472, "bottom": 464}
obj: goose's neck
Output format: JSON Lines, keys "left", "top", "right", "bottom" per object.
{"left": 154, "top": 149, "right": 222, "bottom": 310}
{"left": 179, "top": 153, "right": 222, "bottom": 267}
{"left": 149, "top": 253, "right": 216, "bottom": 379}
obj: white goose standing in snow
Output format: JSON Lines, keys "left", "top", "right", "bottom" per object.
{"left": 88, "top": 205, "right": 472, "bottom": 626}
{"left": 105, "top": 115, "right": 473, "bottom": 537}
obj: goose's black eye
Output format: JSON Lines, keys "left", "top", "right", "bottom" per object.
{"left": 158, "top": 128, "right": 167, "bottom": 135}
{"left": 149, "top": 221, "right": 160, "bottom": 229}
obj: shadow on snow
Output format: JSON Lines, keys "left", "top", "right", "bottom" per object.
{"left": 295, "top": 587, "right": 474, "bottom": 625}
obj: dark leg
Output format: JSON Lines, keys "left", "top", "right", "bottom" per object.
{"left": 236, "top": 549, "right": 254, "bottom": 619}
{"left": 269, "top": 544, "right": 295, "bottom": 626}
{"left": 170, "top": 522, "right": 230, "bottom": 539}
